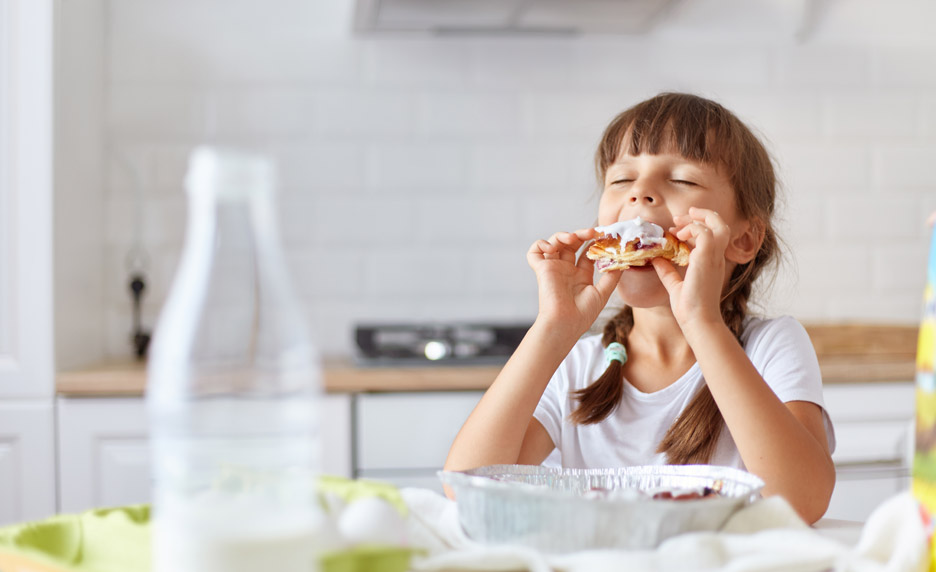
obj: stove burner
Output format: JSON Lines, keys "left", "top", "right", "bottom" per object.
{"left": 354, "top": 322, "right": 530, "bottom": 366}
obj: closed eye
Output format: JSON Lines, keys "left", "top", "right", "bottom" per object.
{"left": 671, "top": 179, "right": 698, "bottom": 186}
{"left": 610, "top": 179, "right": 633, "bottom": 185}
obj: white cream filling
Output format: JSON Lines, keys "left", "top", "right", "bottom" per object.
{"left": 594, "top": 216, "right": 667, "bottom": 249}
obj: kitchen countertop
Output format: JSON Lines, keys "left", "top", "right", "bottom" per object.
{"left": 55, "top": 323, "right": 918, "bottom": 396}
{"left": 56, "top": 324, "right": 917, "bottom": 397}
{"left": 55, "top": 359, "right": 503, "bottom": 396}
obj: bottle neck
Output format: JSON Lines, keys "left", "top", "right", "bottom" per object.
{"left": 148, "top": 148, "right": 317, "bottom": 400}
{"left": 187, "top": 190, "right": 278, "bottom": 260}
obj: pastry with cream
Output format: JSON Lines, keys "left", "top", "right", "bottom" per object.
{"left": 586, "top": 217, "right": 691, "bottom": 272}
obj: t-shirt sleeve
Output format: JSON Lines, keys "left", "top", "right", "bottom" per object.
{"left": 745, "top": 316, "right": 836, "bottom": 453}
{"left": 532, "top": 335, "right": 603, "bottom": 465}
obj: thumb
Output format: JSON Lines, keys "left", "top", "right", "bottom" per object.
{"left": 594, "top": 269, "right": 622, "bottom": 303}
{"left": 651, "top": 258, "right": 682, "bottom": 295}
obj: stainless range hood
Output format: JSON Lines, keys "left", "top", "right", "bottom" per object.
{"left": 353, "top": 0, "right": 681, "bottom": 35}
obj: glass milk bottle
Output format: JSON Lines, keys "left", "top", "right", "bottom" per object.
{"left": 146, "top": 147, "right": 323, "bottom": 572}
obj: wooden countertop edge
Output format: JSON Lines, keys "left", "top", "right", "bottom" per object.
{"left": 54, "top": 358, "right": 917, "bottom": 397}
{"left": 54, "top": 362, "right": 504, "bottom": 396}
{"left": 818, "top": 359, "right": 916, "bottom": 383}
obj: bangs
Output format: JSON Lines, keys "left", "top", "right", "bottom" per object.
{"left": 596, "top": 93, "right": 742, "bottom": 182}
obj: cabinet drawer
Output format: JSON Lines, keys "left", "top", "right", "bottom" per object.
{"left": 58, "top": 394, "right": 353, "bottom": 514}
{"left": 826, "top": 464, "right": 911, "bottom": 522}
{"left": 823, "top": 382, "right": 915, "bottom": 422}
{"left": 57, "top": 398, "right": 150, "bottom": 513}
{"left": 355, "top": 391, "right": 482, "bottom": 471}
{"left": 822, "top": 382, "right": 915, "bottom": 466}
{"left": 831, "top": 419, "right": 913, "bottom": 465}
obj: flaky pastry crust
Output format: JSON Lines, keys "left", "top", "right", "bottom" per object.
{"left": 586, "top": 231, "right": 691, "bottom": 271}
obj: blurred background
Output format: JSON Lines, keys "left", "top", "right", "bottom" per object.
{"left": 55, "top": 0, "right": 936, "bottom": 365}
{"left": 2, "top": 0, "right": 933, "bottom": 527}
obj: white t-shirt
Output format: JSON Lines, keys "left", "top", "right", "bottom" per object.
{"left": 533, "top": 315, "right": 836, "bottom": 470}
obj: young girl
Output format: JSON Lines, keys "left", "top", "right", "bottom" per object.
{"left": 444, "top": 92, "right": 836, "bottom": 524}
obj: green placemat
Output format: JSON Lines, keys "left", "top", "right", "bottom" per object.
{"left": 0, "top": 477, "right": 413, "bottom": 572}
{"left": 0, "top": 505, "right": 149, "bottom": 572}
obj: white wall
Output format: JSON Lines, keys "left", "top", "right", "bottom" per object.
{"left": 55, "top": 0, "right": 106, "bottom": 370}
{"left": 74, "top": 0, "right": 936, "bottom": 359}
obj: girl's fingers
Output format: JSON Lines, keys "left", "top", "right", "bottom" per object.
{"left": 569, "top": 227, "right": 598, "bottom": 241}
{"left": 552, "top": 233, "right": 578, "bottom": 264}
{"left": 527, "top": 239, "right": 555, "bottom": 268}
{"left": 687, "top": 208, "right": 729, "bottom": 236}
{"left": 672, "top": 213, "right": 692, "bottom": 227}
{"left": 543, "top": 229, "right": 596, "bottom": 262}
{"left": 651, "top": 258, "right": 682, "bottom": 294}
{"left": 528, "top": 228, "right": 596, "bottom": 268}
{"left": 676, "top": 208, "right": 725, "bottom": 227}
{"left": 575, "top": 247, "right": 595, "bottom": 272}
{"left": 675, "top": 209, "right": 730, "bottom": 250}
{"left": 529, "top": 239, "right": 556, "bottom": 256}
{"left": 552, "top": 228, "right": 596, "bottom": 249}
{"left": 696, "top": 209, "right": 730, "bottom": 240}
{"left": 595, "top": 268, "right": 623, "bottom": 300}
{"left": 675, "top": 220, "right": 712, "bottom": 244}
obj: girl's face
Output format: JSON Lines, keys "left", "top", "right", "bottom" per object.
{"left": 598, "top": 149, "right": 743, "bottom": 308}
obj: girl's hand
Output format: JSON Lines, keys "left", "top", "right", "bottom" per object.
{"left": 527, "top": 228, "right": 622, "bottom": 335}
{"left": 651, "top": 207, "right": 730, "bottom": 333}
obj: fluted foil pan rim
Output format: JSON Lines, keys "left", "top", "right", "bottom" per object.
{"left": 438, "top": 464, "right": 765, "bottom": 553}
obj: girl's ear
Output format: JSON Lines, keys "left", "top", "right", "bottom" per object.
{"left": 725, "top": 219, "right": 764, "bottom": 264}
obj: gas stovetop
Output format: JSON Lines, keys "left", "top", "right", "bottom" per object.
{"left": 354, "top": 322, "right": 530, "bottom": 367}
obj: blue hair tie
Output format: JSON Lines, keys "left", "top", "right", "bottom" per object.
{"left": 604, "top": 342, "right": 627, "bottom": 367}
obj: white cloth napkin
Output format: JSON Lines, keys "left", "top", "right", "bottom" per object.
{"left": 401, "top": 488, "right": 929, "bottom": 572}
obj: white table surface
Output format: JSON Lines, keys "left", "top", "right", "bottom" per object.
{"left": 813, "top": 517, "right": 865, "bottom": 547}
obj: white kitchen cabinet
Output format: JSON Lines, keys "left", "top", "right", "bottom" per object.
{"left": 823, "top": 382, "right": 915, "bottom": 522}
{"left": 56, "top": 393, "right": 353, "bottom": 514}
{"left": 57, "top": 398, "right": 150, "bottom": 514}
{"left": 827, "top": 464, "right": 910, "bottom": 522}
{"left": 354, "top": 391, "right": 483, "bottom": 492}
{"left": 0, "top": 402, "right": 56, "bottom": 525}
{"left": 0, "top": 0, "right": 56, "bottom": 526}
{"left": 321, "top": 393, "right": 354, "bottom": 478}
{"left": 351, "top": 383, "right": 920, "bottom": 517}
{"left": 0, "top": 0, "right": 53, "bottom": 401}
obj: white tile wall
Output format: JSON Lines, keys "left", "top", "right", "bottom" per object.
{"left": 108, "top": 86, "right": 209, "bottom": 138}
{"left": 873, "top": 48, "right": 936, "bottom": 88}
{"left": 210, "top": 89, "right": 317, "bottom": 137}
{"left": 875, "top": 146, "right": 936, "bottom": 189}
{"left": 773, "top": 46, "right": 870, "bottom": 87}
{"left": 778, "top": 145, "right": 873, "bottom": 192}
{"left": 822, "top": 93, "right": 921, "bottom": 139}
{"left": 92, "top": 0, "right": 936, "bottom": 358}
{"left": 923, "top": 98, "right": 936, "bottom": 137}
{"left": 55, "top": 0, "right": 107, "bottom": 370}
{"left": 826, "top": 195, "right": 920, "bottom": 240}
{"left": 725, "top": 93, "right": 824, "bottom": 140}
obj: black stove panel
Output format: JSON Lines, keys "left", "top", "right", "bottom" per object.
{"left": 354, "top": 322, "right": 530, "bottom": 366}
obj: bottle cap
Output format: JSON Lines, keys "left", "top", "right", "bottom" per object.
{"left": 185, "top": 146, "right": 276, "bottom": 200}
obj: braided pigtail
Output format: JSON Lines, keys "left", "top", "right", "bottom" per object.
{"left": 656, "top": 256, "right": 763, "bottom": 464}
{"left": 569, "top": 307, "right": 633, "bottom": 424}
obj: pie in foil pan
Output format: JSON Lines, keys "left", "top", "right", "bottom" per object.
{"left": 437, "top": 464, "right": 765, "bottom": 553}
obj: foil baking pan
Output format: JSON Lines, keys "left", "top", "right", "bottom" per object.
{"left": 438, "top": 464, "right": 764, "bottom": 553}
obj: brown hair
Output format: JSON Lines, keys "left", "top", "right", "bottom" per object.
{"left": 569, "top": 92, "right": 781, "bottom": 465}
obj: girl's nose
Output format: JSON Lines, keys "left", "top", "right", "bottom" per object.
{"left": 628, "top": 188, "right": 657, "bottom": 205}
